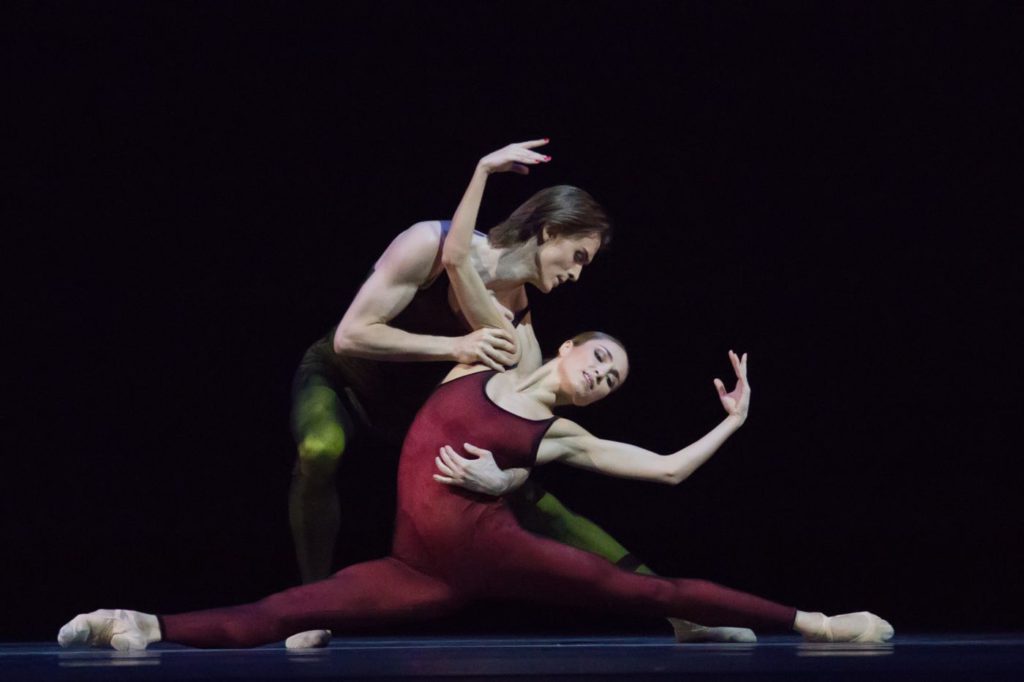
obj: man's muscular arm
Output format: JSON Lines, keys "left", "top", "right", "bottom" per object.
{"left": 333, "top": 222, "right": 515, "bottom": 369}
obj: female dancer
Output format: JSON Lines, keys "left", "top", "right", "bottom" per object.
{"left": 59, "top": 143, "right": 892, "bottom": 650}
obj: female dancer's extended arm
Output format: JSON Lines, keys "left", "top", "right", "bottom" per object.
{"left": 441, "top": 140, "right": 551, "bottom": 359}
{"left": 538, "top": 351, "right": 751, "bottom": 485}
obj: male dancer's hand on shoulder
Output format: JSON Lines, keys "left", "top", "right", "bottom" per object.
{"left": 453, "top": 327, "right": 517, "bottom": 372}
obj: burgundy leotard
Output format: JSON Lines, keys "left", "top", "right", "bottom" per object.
{"left": 161, "top": 372, "right": 796, "bottom": 647}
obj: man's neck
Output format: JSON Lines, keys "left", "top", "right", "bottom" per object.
{"left": 471, "top": 238, "right": 538, "bottom": 291}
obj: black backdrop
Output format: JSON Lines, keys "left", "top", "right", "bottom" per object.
{"left": 7, "top": 2, "right": 1021, "bottom": 641}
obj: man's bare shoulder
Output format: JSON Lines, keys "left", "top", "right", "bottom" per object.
{"left": 374, "top": 220, "right": 447, "bottom": 286}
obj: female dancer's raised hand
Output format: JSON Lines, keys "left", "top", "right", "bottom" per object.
{"left": 714, "top": 350, "right": 750, "bottom": 423}
{"left": 478, "top": 139, "right": 551, "bottom": 175}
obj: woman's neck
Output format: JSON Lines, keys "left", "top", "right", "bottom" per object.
{"left": 513, "top": 361, "right": 571, "bottom": 409}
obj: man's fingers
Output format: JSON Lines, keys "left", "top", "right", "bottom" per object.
{"left": 481, "top": 344, "right": 514, "bottom": 368}
{"left": 477, "top": 352, "right": 504, "bottom": 372}
{"left": 487, "top": 337, "right": 516, "bottom": 353}
{"left": 433, "top": 474, "right": 455, "bottom": 485}
{"left": 487, "top": 328, "right": 515, "bottom": 343}
{"left": 485, "top": 331, "right": 516, "bottom": 352}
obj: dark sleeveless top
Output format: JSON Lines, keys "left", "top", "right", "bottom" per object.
{"left": 311, "top": 221, "right": 528, "bottom": 440}
{"left": 392, "top": 369, "right": 555, "bottom": 567}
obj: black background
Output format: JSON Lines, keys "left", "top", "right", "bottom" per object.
{"left": 6, "top": 2, "right": 1022, "bottom": 641}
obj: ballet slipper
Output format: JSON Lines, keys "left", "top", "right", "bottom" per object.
{"left": 58, "top": 609, "right": 160, "bottom": 651}
{"left": 803, "top": 611, "right": 894, "bottom": 643}
{"left": 670, "top": 618, "right": 757, "bottom": 643}
{"left": 285, "top": 629, "right": 332, "bottom": 649}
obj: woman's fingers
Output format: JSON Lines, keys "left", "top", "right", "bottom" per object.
{"left": 462, "top": 442, "right": 492, "bottom": 457}
{"left": 441, "top": 446, "right": 467, "bottom": 469}
{"left": 729, "top": 350, "right": 745, "bottom": 378}
{"left": 440, "top": 446, "right": 465, "bottom": 471}
{"left": 713, "top": 378, "right": 727, "bottom": 397}
{"left": 481, "top": 140, "right": 550, "bottom": 175}
{"left": 435, "top": 455, "right": 456, "bottom": 478}
{"left": 512, "top": 154, "right": 548, "bottom": 168}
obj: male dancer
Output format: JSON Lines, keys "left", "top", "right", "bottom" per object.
{"left": 289, "top": 140, "right": 752, "bottom": 643}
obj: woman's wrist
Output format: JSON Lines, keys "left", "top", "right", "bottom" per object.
{"left": 724, "top": 413, "right": 746, "bottom": 429}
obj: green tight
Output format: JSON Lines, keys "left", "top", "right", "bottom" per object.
{"left": 289, "top": 378, "right": 351, "bottom": 583}
{"left": 507, "top": 482, "right": 654, "bottom": 575}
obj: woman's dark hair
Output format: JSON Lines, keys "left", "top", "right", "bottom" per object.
{"left": 487, "top": 185, "right": 611, "bottom": 248}
{"left": 569, "top": 331, "right": 626, "bottom": 352}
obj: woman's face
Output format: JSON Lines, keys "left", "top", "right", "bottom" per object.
{"left": 535, "top": 229, "right": 602, "bottom": 293}
{"left": 556, "top": 338, "right": 629, "bottom": 406}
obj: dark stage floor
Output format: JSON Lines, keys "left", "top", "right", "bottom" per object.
{"left": 3, "top": 634, "right": 1022, "bottom": 681}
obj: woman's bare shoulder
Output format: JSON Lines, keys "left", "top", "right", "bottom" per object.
{"left": 441, "top": 364, "right": 493, "bottom": 384}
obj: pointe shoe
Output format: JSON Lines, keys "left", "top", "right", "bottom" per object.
{"left": 670, "top": 618, "right": 757, "bottom": 643}
{"left": 803, "top": 611, "right": 894, "bottom": 643}
{"left": 285, "top": 629, "right": 332, "bottom": 649}
{"left": 58, "top": 609, "right": 157, "bottom": 651}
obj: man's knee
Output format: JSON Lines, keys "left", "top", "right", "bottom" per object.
{"left": 296, "top": 423, "right": 347, "bottom": 480}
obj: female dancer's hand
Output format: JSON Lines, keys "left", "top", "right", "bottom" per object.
{"left": 434, "top": 443, "right": 529, "bottom": 496}
{"left": 478, "top": 139, "right": 551, "bottom": 175}
{"left": 714, "top": 350, "right": 750, "bottom": 423}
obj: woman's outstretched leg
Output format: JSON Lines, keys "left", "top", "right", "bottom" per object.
{"left": 59, "top": 558, "right": 459, "bottom": 650}
{"left": 509, "top": 484, "right": 755, "bottom": 642}
{"left": 466, "top": 516, "right": 890, "bottom": 641}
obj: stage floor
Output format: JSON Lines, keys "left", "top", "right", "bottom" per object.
{"left": 3, "top": 634, "right": 1023, "bottom": 681}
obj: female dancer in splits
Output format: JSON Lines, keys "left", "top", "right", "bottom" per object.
{"left": 59, "top": 142, "right": 893, "bottom": 650}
